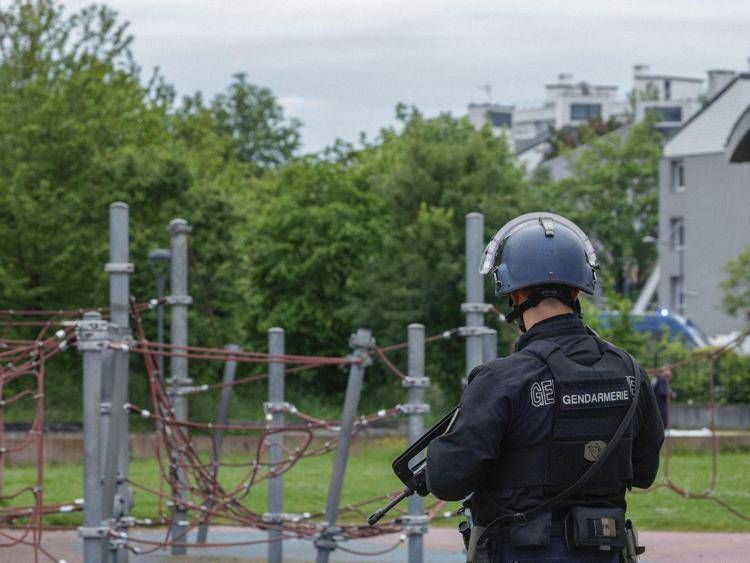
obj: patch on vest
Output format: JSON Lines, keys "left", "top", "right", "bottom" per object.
{"left": 530, "top": 379, "right": 555, "bottom": 407}
{"left": 561, "top": 388, "right": 629, "bottom": 408}
{"left": 584, "top": 440, "right": 607, "bottom": 462}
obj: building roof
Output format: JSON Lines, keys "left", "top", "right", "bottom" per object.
{"left": 634, "top": 74, "right": 704, "bottom": 83}
{"left": 664, "top": 74, "right": 750, "bottom": 158}
{"left": 515, "top": 131, "right": 550, "bottom": 155}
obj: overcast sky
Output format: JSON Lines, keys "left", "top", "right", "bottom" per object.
{"left": 69, "top": 0, "right": 750, "bottom": 152}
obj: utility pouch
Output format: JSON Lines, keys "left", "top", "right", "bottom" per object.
{"left": 565, "top": 507, "right": 626, "bottom": 551}
{"left": 507, "top": 512, "right": 552, "bottom": 547}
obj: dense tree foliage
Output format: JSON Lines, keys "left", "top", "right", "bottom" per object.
{"left": 4, "top": 1, "right": 735, "bottom": 413}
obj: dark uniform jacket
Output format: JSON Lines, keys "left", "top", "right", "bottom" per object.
{"left": 426, "top": 313, "right": 664, "bottom": 526}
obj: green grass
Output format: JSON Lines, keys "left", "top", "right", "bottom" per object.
{"left": 3, "top": 440, "right": 750, "bottom": 532}
{"left": 627, "top": 450, "right": 750, "bottom": 532}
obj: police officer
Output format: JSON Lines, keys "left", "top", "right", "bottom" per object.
{"left": 426, "top": 213, "right": 664, "bottom": 562}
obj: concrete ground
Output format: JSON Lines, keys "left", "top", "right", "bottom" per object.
{"left": 2, "top": 526, "right": 750, "bottom": 562}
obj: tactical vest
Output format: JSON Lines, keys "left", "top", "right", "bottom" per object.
{"left": 494, "top": 337, "right": 635, "bottom": 496}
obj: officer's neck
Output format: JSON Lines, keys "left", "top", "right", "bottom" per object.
{"left": 522, "top": 298, "right": 575, "bottom": 331}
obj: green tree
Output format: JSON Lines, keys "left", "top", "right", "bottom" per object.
{"left": 0, "top": 0, "right": 167, "bottom": 309}
{"left": 240, "top": 157, "right": 384, "bottom": 391}
{"left": 344, "top": 107, "right": 527, "bottom": 391}
{"left": 210, "top": 73, "right": 301, "bottom": 171}
{"left": 722, "top": 248, "right": 750, "bottom": 320}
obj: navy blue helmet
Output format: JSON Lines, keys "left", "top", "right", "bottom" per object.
{"left": 480, "top": 213, "right": 598, "bottom": 296}
{"left": 480, "top": 213, "right": 598, "bottom": 330}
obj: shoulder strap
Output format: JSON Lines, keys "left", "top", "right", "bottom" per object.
{"left": 480, "top": 345, "right": 641, "bottom": 533}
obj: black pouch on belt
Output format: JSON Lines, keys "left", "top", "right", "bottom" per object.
{"left": 507, "top": 512, "right": 552, "bottom": 547}
{"left": 565, "top": 507, "right": 626, "bottom": 551}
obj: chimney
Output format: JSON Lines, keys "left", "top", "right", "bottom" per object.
{"left": 707, "top": 69, "right": 736, "bottom": 99}
{"left": 633, "top": 64, "right": 650, "bottom": 77}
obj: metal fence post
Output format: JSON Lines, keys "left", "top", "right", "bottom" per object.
{"left": 168, "top": 218, "right": 192, "bottom": 555}
{"left": 482, "top": 328, "right": 498, "bottom": 363}
{"left": 462, "top": 212, "right": 489, "bottom": 387}
{"left": 106, "top": 202, "right": 133, "bottom": 563}
{"left": 101, "top": 344, "right": 129, "bottom": 562}
{"left": 403, "top": 324, "right": 429, "bottom": 563}
{"left": 196, "top": 344, "right": 239, "bottom": 544}
{"left": 314, "top": 328, "right": 374, "bottom": 563}
{"left": 266, "top": 328, "right": 285, "bottom": 563}
{"left": 77, "top": 312, "right": 109, "bottom": 563}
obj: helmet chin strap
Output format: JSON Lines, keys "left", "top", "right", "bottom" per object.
{"left": 505, "top": 286, "right": 581, "bottom": 332}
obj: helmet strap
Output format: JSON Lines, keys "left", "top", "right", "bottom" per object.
{"left": 505, "top": 286, "right": 581, "bottom": 332}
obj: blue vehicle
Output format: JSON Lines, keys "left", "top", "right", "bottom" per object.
{"left": 597, "top": 309, "right": 709, "bottom": 349}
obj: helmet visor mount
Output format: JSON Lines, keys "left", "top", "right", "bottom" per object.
{"left": 479, "top": 212, "right": 599, "bottom": 277}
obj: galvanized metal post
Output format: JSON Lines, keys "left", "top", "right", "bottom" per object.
{"left": 156, "top": 274, "right": 167, "bottom": 381}
{"left": 266, "top": 328, "right": 285, "bottom": 563}
{"left": 196, "top": 344, "right": 239, "bottom": 544}
{"left": 404, "top": 324, "right": 429, "bottom": 563}
{"left": 99, "top": 351, "right": 113, "bottom": 479}
{"left": 105, "top": 202, "right": 133, "bottom": 563}
{"left": 168, "top": 218, "right": 192, "bottom": 555}
{"left": 482, "top": 328, "right": 498, "bottom": 363}
{"left": 77, "top": 311, "right": 108, "bottom": 563}
{"left": 314, "top": 329, "right": 374, "bottom": 563}
{"left": 462, "top": 212, "right": 488, "bottom": 387}
{"left": 101, "top": 347, "right": 129, "bottom": 562}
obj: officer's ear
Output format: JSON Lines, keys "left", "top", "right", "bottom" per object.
{"left": 571, "top": 289, "right": 580, "bottom": 300}
{"left": 510, "top": 289, "right": 531, "bottom": 306}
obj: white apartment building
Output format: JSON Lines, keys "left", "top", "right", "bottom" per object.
{"left": 467, "top": 65, "right": 707, "bottom": 171}
{"left": 512, "top": 73, "right": 627, "bottom": 142}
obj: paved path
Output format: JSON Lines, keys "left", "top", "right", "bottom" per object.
{"left": 2, "top": 526, "right": 750, "bottom": 562}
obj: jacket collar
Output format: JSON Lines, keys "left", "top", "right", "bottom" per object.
{"left": 516, "top": 313, "right": 586, "bottom": 352}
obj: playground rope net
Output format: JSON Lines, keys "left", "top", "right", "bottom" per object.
{"left": 0, "top": 306, "right": 749, "bottom": 562}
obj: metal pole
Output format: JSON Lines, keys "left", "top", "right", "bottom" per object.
{"left": 266, "top": 328, "right": 285, "bottom": 563}
{"left": 101, "top": 347, "right": 128, "bottom": 561}
{"left": 168, "top": 218, "right": 192, "bottom": 555}
{"left": 404, "top": 324, "right": 429, "bottom": 563}
{"left": 99, "top": 352, "right": 113, "bottom": 474}
{"left": 462, "top": 212, "right": 487, "bottom": 387}
{"left": 315, "top": 329, "right": 374, "bottom": 563}
{"left": 196, "top": 344, "right": 239, "bottom": 544}
{"left": 156, "top": 275, "right": 167, "bottom": 381}
{"left": 105, "top": 202, "right": 133, "bottom": 563}
{"left": 482, "top": 329, "right": 498, "bottom": 363}
{"left": 77, "top": 312, "right": 108, "bottom": 563}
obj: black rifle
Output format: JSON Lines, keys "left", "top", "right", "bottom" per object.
{"left": 367, "top": 406, "right": 459, "bottom": 526}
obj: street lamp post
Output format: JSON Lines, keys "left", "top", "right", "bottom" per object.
{"left": 148, "top": 249, "right": 171, "bottom": 381}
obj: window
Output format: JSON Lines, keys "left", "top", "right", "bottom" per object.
{"left": 570, "top": 103, "right": 602, "bottom": 121}
{"left": 648, "top": 106, "right": 683, "bottom": 123}
{"left": 670, "top": 160, "right": 685, "bottom": 192}
{"left": 664, "top": 79, "right": 672, "bottom": 101}
{"left": 669, "top": 276, "right": 682, "bottom": 311}
{"left": 669, "top": 217, "right": 685, "bottom": 250}
{"left": 487, "top": 110, "right": 512, "bottom": 128}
